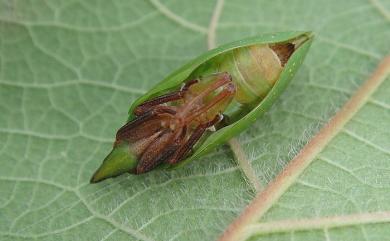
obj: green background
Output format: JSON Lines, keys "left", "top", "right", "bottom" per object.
{"left": 0, "top": 0, "right": 389, "bottom": 240}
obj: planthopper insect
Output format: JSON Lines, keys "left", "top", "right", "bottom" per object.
{"left": 90, "top": 31, "right": 313, "bottom": 183}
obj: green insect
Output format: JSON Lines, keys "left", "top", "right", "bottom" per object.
{"left": 90, "top": 31, "right": 313, "bottom": 183}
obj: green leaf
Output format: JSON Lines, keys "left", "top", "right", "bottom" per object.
{"left": 0, "top": 1, "right": 389, "bottom": 241}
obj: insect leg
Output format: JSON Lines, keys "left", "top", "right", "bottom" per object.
{"left": 134, "top": 79, "right": 198, "bottom": 116}
{"left": 135, "top": 130, "right": 177, "bottom": 174}
{"left": 177, "top": 72, "right": 233, "bottom": 118}
{"left": 184, "top": 81, "right": 235, "bottom": 123}
{"left": 136, "top": 126, "right": 187, "bottom": 174}
{"left": 115, "top": 106, "right": 176, "bottom": 145}
{"left": 136, "top": 146, "right": 177, "bottom": 174}
{"left": 166, "top": 115, "right": 222, "bottom": 165}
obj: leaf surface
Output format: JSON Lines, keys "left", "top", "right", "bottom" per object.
{"left": 0, "top": 0, "right": 389, "bottom": 240}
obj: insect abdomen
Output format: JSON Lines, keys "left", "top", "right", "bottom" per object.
{"left": 218, "top": 43, "right": 294, "bottom": 104}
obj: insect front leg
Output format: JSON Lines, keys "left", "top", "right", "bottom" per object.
{"left": 115, "top": 106, "right": 176, "bottom": 145}
{"left": 166, "top": 114, "right": 223, "bottom": 165}
{"left": 136, "top": 126, "right": 187, "bottom": 174}
{"left": 135, "top": 129, "right": 175, "bottom": 174}
{"left": 134, "top": 79, "right": 198, "bottom": 116}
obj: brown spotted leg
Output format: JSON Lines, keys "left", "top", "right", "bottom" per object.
{"left": 166, "top": 114, "right": 222, "bottom": 165}
{"left": 135, "top": 129, "right": 176, "bottom": 173}
{"left": 136, "top": 125, "right": 188, "bottom": 174}
{"left": 134, "top": 79, "right": 198, "bottom": 116}
{"left": 115, "top": 106, "right": 176, "bottom": 145}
